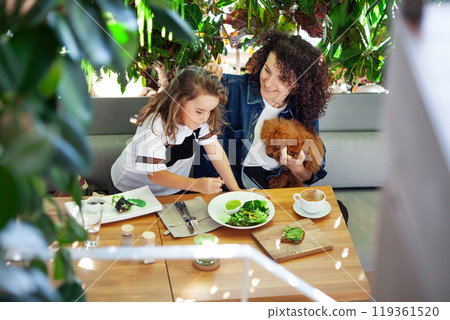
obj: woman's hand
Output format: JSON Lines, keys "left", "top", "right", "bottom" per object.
{"left": 193, "top": 177, "right": 225, "bottom": 194}
{"left": 280, "top": 147, "right": 306, "bottom": 166}
{"left": 280, "top": 147, "right": 313, "bottom": 182}
{"left": 205, "top": 63, "right": 223, "bottom": 81}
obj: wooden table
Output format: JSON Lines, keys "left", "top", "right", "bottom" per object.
{"left": 45, "top": 203, "right": 173, "bottom": 302}
{"left": 47, "top": 186, "right": 371, "bottom": 302}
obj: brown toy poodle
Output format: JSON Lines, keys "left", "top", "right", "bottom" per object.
{"left": 260, "top": 118, "right": 325, "bottom": 188}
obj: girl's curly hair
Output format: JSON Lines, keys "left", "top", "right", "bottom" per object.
{"left": 247, "top": 30, "right": 331, "bottom": 132}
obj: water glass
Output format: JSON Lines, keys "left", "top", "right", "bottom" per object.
{"left": 81, "top": 201, "right": 103, "bottom": 247}
{"left": 193, "top": 233, "right": 219, "bottom": 266}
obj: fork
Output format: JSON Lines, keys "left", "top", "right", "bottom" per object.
{"left": 179, "top": 201, "right": 200, "bottom": 233}
{"left": 174, "top": 202, "right": 193, "bottom": 233}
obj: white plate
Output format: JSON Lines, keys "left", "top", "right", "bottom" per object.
{"left": 207, "top": 191, "right": 275, "bottom": 229}
{"left": 64, "top": 186, "right": 163, "bottom": 224}
{"left": 293, "top": 200, "right": 331, "bottom": 219}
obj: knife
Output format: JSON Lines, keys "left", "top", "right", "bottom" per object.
{"left": 174, "top": 202, "right": 194, "bottom": 233}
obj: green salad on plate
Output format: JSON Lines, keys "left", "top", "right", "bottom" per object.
{"left": 222, "top": 199, "right": 270, "bottom": 227}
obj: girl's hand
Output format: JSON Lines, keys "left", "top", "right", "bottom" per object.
{"left": 194, "top": 177, "right": 225, "bottom": 194}
{"left": 205, "top": 63, "right": 223, "bottom": 81}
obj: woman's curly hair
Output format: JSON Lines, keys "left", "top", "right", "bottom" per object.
{"left": 247, "top": 30, "right": 331, "bottom": 132}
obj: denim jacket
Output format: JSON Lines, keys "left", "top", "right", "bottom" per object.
{"left": 194, "top": 73, "right": 327, "bottom": 188}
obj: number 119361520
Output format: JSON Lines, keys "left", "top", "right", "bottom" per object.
{"left": 372, "top": 306, "right": 440, "bottom": 317}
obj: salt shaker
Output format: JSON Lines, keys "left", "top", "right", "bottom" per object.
{"left": 120, "top": 224, "right": 134, "bottom": 247}
{"left": 142, "top": 231, "right": 156, "bottom": 264}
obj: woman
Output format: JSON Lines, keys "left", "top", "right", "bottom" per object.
{"left": 195, "top": 30, "right": 332, "bottom": 189}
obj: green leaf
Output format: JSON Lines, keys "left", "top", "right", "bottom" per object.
{"left": 38, "top": 59, "right": 61, "bottom": 98}
{"left": 14, "top": 0, "right": 58, "bottom": 31}
{"left": 0, "top": 0, "right": 58, "bottom": 33}
{"left": 259, "top": 0, "right": 276, "bottom": 17}
{"left": 336, "top": 48, "right": 363, "bottom": 63}
{"left": 29, "top": 259, "right": 48, "bottom": 275}
{"left": 116, "top": 71, "right": 128, "bottom": 94}
{"left": 58, "top": 278, "right": 85, "bottom": 302}
{"left": 57, "top": 57, "right": 92, "bottom": 128}
{"left": 106, "top": 21, "right": 131, "bottom": 44}
{"left": 0, "top": 165, "right": 21, "bottom": 228}
{"left": 353, "top": 56, "right": 368, "bottom": 78}
{"left": 49, "top": 167, "right": 72, "bottom": 194}
{"left": 32, "top": 213, "right": 57, "bottom": 244}
{"left": 47, "top": 11, "right": 83, "bottom": 62}
{"left": 100, "top": 2, "right": 139, "bottom": 73}
{"left": 175, "top": 43, "right": 189, "bottom": 67}
{"left": 7, "top": 131, "right": 53, "bottom": 176}
{"left": 69, "top": 174, "right": 83, "bottom": 207}
{"left": 0, "top": 39, "right": 18, "bottom": 95}
{"left": 68, "top": 0, "right": 113, "bottom": 67}
{"left": 366, "top": 0, "right": 384, "bottom": 17}
{"left": 184, "top": 3, "right": 203, "bottom": 30}
{"left": 67, "top": 215, "right": 88, "bottom": 241}
{"left": 373, "top": 25, "right": 390, "bottom": 48}
{"left": 147, "top": 1, "right": 197, "bottom": 43}
{"left": 216, "top": 0, "right": 236, "bottom": 7}
{"left": 247, "top": 0, "right": 252, "bottom": 29}
{"left": 54, "top": 248, "right": 74, "bottom": 281}
{"left": 97, "top": 0, "right": 137, "bottom": 29}
{"left": 46, "top": 112, "right": 92, "bottom": 177}
{"left": 1, "top": 26, "right": 59, "bottom": 96}
{"left": 57, "top": 216, "right": 87, "bottom": 246}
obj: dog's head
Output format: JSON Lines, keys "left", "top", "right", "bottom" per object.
{"left": 261, "top": 118, "right": 303, "bottom": 161}
{"left": 260, "top": 118, "right": 324, "bottom": 173}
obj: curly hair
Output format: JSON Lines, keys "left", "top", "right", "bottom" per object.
{"left": 136, "top": 66, "right": 228, "bottom": 143}
{"left": 247, "top": 30, "right": 331, "bottom": 132}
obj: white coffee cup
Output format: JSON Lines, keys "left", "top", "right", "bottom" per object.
{"left": 293, "top": 189, "right": 326, "bottom": 214}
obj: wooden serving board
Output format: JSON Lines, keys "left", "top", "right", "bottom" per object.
{"left": 251, "top": 219, "right": 333, "bottom": 263}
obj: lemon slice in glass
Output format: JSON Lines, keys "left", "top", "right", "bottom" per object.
{"left": 224, "top": 200, "right": 241, "bottom": 214}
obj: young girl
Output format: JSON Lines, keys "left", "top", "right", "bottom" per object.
{"left": 110, "top": 66, "right": 244, "bottom": 196}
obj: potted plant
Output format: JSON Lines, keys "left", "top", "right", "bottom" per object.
{"left": 217, "top": 0, "right": 397, "bottom": 89}
{"left": 0, "top": 0, "right": 192, "bottom": 301}
{"left": 84, "top": 1, "right": 397, "bottom": 93}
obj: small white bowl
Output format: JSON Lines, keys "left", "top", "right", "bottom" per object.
{"left": 224, "top": 200, "right": 242, "bottom": 215}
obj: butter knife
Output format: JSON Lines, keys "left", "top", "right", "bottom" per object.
{"left": 174, "top": 202, "right": 194, "bottom": 233}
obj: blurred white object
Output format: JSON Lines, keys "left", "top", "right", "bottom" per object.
{"left": 0, "top": 221, "right": 49, "bottom": 261}
{"left": 92, "top": 69, "right": 146, "bottom": 97}
{"left": 330, "top": 83, "right": 348, "bottom": 93}
{"left": 375, "top": 3, "right": 450, "bottom": 301}
{"left": 220, "top": 63, "right": 236, "bottom": 74}
{"left": 356, "top": 83, "right": 387, "bottom": 93}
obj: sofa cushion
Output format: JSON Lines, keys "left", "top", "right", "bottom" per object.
{"left": 88, "top": 97, "right": 147, "bottom": 135}
{"left": 316, "top": 132, "right": 384, "bottom": 188}
{"left": 85, "top": 134, "right": 133, "bottom": 191}
{"left": 320, "top": 93, "right": 384, "bottom": 132}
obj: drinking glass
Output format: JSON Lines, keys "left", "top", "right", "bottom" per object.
{"left": 81, "top": 201, "right": 103, "bottom": 247}
{"left": 193, "top": 233, "right": 219, "bottom": 266}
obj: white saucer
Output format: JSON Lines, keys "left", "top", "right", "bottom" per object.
{"left": 293, "top": 201, "right": 331, "bottom": 219}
